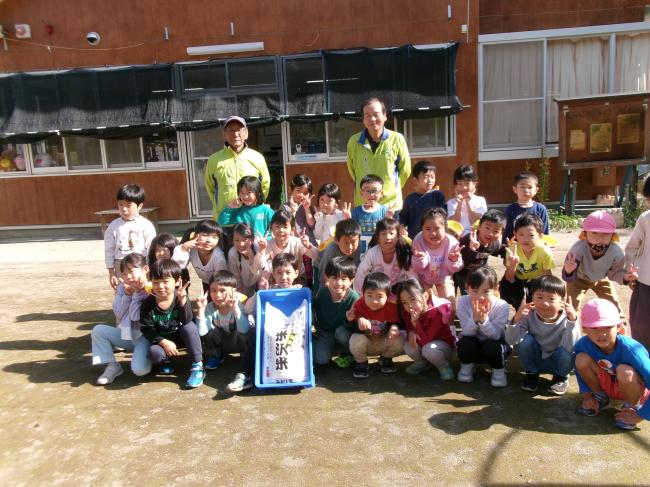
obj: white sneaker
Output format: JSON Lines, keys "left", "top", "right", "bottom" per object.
{"left": 97, "top": 362, "right": 123, "bottom": 385}
{"left": 491, "top": 368, "right": 507, "bottom": 387}
{"left": 457, "top": 363, "right": 475, "bottom": 383}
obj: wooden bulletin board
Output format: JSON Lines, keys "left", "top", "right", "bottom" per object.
{"left": 557, "top": 92, "right": 650, "bottom": 169}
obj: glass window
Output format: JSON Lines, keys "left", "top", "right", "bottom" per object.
{"left": 289, "top": 122, "right": 326, "bottom": 157}
{"left": 31, "top": 136, "right": 65, "bottom": 170}
{"left": 615, "top": 32, "right": 650, "bottom": 92}
{"left": 284, "top": 57, "right": 325, "bottom": 115}
{"left": 191, "top": 158, "right": 214, "bottom": 215}
{"left": 328, "top": 118, "right": 358, "bottom": 155}
{"left": 192, "top": 127, "right": 224, "bottom": 158}
{"left": 105, "top": 138, "right": 143, "bottom": 168}
{"left": 404, "top": 117, "right": 449, "bottom": 152}
{"left": 0, "top": 143, "right": 27, "bottom": 173}
{"left": 65, "top": 136, "right": 102, "bottom": 169}
{"left": 228, "top": 60, "right": 276, "bottom": 89}
{"left": 182, "top": 63, "right": 227, "bottom": 92}
{"left": 144, "top": 130, "right": 179, "bottom": 164}
{"left": 482, "top": 41, "right": 544, "bottom": 149}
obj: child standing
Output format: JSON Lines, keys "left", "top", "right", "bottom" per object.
{"left": 347, "top": 272, "right": 404, "bottom": 379}
{"left": 563, "top": 210, "right": 628, "bottom": 313}
{"left": 500, "top": 213, "right": 554, "bottom": 309}
{"left": 503, "top": 171, "right": 550, "bottom": 242}
{"left": 351, "top": 174, "right": 392, "bottom": 254}
{"left": 353, "top": 218, "right": 414, "bottom": 293}
{"left": 411, "top": 208, "right": 463, "bottom": 302}
{"left": 172, "top": 220, "right": 227, "bottom": 293}
{"left": 575, "top": 299, "right": 650, "bottom": 430}
{"left": 195, "top": 270, "right": 255, "bottom": 393}
{"left": 394, "top": 279, "right": 456, "bottom": 380}
{"left": 139, "top": 260, "right": 204, "bottom": 389}
{"left": 313, "top": 257, "right": 359, "bottom": 367}
{"left": 506, "top": 275, "right": 580, "bottom": 394}
{"left": 454, "top": 210, "right": 506, "bottom": 295}
{"left": 456, "top": 267, "right": 511, "bottom": 387}
{"left": 399, "top": 160, "right": 446, "bottom": 239}
{"left": 217, "top": 176, "right": 275, "bottom": 239}
{"left": 104, "top": 183, "right": 156, "bottom": 289}
{"left": 447, "top": 165, "right": 487, "bottom": 237}
{"left": 227, "top": 223, "right": 271, "bottom": 297}
{"left": 91, "top": 253, "right": 152, "bottom": 384}
{"left": 317, "top": 219, "right": 362, "bottom": 288}
{"left": 625, "top": 178, "right": 650, "bottom": 349}
{"left": 313, "top": 183, "right": 352, "bottom": 244}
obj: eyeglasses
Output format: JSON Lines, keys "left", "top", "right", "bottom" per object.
{"left": 362, "top": 188, "right": 381, "bottom": 195}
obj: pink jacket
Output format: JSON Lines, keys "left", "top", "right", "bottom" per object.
{"left": 411, "top": 232, "right": 463, "bottom": 286}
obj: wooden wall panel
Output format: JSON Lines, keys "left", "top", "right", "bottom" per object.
{"left": 0, "top": 169, "right": 190, "bottom": 226}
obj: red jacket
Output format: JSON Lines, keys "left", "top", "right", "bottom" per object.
{"left": 352, "top": 299, "right": 400, "bottom": 335}
{"left": 403, "top": 303, "right": 456, "bottom": 348}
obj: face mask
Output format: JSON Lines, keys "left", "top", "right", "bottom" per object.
{"left": 588, "top": 242, "right": 609, "bottom": 253}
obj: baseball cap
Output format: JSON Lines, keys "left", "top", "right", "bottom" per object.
{"left": 582, "top": 210, "right": 616, "bottom": 233}
{"left": 580, "top": 298, "right": 620, "bottom": 328}
{"left": 223, "top": 115, "right": 247, "bottom": 128}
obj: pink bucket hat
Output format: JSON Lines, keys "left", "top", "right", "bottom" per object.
{"left": 582, "top": 210, "right": 616, "bottom": 233}
{"left": 580, "top": 299, "right": 620, "bottom": 328}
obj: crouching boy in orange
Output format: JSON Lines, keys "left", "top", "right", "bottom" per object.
{"left": 575, "top": 298, "right": 650, "bottom": 430}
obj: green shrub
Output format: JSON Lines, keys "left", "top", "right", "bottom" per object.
{"left": 548, "top": 209, "right": 582, "bottom": 232}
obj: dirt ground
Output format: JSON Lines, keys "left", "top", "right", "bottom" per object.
{"left": 1, "top": 229, "right": 649, "bottom": 486}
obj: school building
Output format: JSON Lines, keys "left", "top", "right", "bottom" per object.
{"left": 0, "top": 1, "right": 648, "bottom": 228}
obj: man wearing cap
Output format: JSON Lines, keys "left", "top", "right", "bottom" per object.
{"left": 205, "top": 116, "right": 270, "bottom": 219}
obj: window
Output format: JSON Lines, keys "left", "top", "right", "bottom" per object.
{"left": 404, "top": 117, "right": 450, "bottom": 153}
{"left": 228, "top": 60, "right": 276, "bottom": 89}
{"left": 284, "top": 56, "right": 325, "bottom": 115}
{"left": 105, "top": 138, "right": 143, "bottom": 168}
{"left": 0, "top": 143, "right": 27, "bottom": 173}
{"left": 182, "top": 63, "right": 227, "bottom": 93}
{"left": 144, "top": 131, "right": 179, "bottom": 165}
{"left": 328, "top": 118, "right": 358, "bottom": 155}
{"left": 615, "top": 32, "right": 650, "bottom": 92}
{"left": 289, "top": 122, "right": 326, "bottom": 158}
{"left": 65, "top": 136, "right": 102, "bottom": 169}
{"left": 190, "top": 127, "right": 224, "bottom": 215}
{"left": 31, "top": 136, "right": 65, "bottom": 171}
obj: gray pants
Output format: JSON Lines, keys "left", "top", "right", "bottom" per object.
{"left": 313, "top": 326, "right": 352, "bottom": 365}
{"left": 403, "top": 340, "right": 453, "bottom": 370}
{"left": 349, "top": 333, "right": 404, "bottom": 363}
{"left": 91, "top": 324, "right": 152, "bottom": 376}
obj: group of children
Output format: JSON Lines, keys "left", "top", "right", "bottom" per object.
{"left": 91, "top": 163, "right": 650, "bottom": 431}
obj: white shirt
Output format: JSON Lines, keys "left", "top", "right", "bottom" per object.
{"left": 447, "top": 195, "right": 487, "bottom": 236}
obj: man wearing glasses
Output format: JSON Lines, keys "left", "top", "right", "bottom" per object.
{"left": 205, "top": 116, "right": 270, "bottom": 219}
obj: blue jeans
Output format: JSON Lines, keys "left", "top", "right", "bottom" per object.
{"left": 313, "top": 326, "right": 352, "bottom": 365}
{"left": 517, "top": 334, "right": 574, "bottom": 378}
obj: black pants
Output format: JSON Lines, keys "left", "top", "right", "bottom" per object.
{"left": 203, "top": 327, "right": 255, "bottom": 377}
{"left": 456, "top": 336, "right": 512, "bottom": 369}
{"left": 499, "top": 277, "right": 532, "bottom": 309}
{"left": 148, "top": 322, "right": 203, "bottom": 364}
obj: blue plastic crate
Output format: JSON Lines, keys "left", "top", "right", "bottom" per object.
{"left": 254, "top": 287, "right": 314, "bottom": 389}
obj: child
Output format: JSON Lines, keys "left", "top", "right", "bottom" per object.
{"left": 317, "top": 219, "right": 362, "bottom": 287}
{"left": 506, "top": 275, "right": 580, "bottom": 394}
{"left": 456, "top": 266, "right": 511, "bottom": 387}
{"left": 281, "top": 174, "right": 318, "bottom": 246}
{"left": 104, "top": 183, "right": 156, "bottom": 289}
{"left": 313, "top": 183, "right": 352, "bottom": 244}
{"left": 195, "top": 270, "right": 255, "bottom": 393}
{"left": 411, "top": 208, "right": 463, "bottom": 302}
{"left": 499, "top": 213, "right": 554, "bottom": 309}
{"left": 148, "top": 232, "right": 190, "bottom": 285}
{"left": 394, "top": 279, "right": 455, "bottom": 380}
{"left": 244, "top": 252, "right": 303, "bottom": 316}
{"left": 447, "top": 164, "right": 487, "bottom": 237}
{"left": 217, "top": 176, "right": 275, "bottom": 239}
{"left": 347, "top": 272, "right": 404, "bottom": 379}
{"left": 625, "top": 177, "right": 650, "bottom": 349}
{"left": 563, "top": 210, "right": 629, "bottom": 313}
{"left": 139, "top": 259, "right": 204, "bottom": 388}
{"left": 353, "top": 218, "right": 414, "bottom": 293}
{"left": 313, "top": 257, "right": 359, "bottom": 367}
{"left": 351, "top": 174, "right": 392, "bottom": 254}
{"left": 399, "top": 160, "right": 446, "bottom": 239}
{"left": 503, "top": 171, "right": 550, "bottom": 242}
{"left": 227, "top": 223, "right": 271, "bottom": 297}
{"left": 574, "top": 298, "right": 650, "bottom": 430}
{"left": 172, "top": 220, "right": 227, "bottom": 293}
{"left": 454, "top": 209, "right": 506, "bottom": 295}
{"left": 91, "top": 253, "right": 152, "bottom": 384}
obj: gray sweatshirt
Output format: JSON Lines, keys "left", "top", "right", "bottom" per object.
{"left": 456, "top": 295, "right": 510, "bottom": 342}
{"left": 506, "top": 311, "right": 580, "bottom": 359}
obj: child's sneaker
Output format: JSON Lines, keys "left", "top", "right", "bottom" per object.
{"left": 490, "top": 368, "right": 507, "bottom": 387}
{"left": 521, "top": 372, "right": 539, "bottom": 392}
{"left": 405, "top": 361, "right": 433, "bottom": 375}
{"left": 97, "top": 362, "right": 123, "bottom": 385}
{"left": 227, "top": 372, "right": 253, "bottom": 392}
{"left": 379, "top": 357, "right": 397, "bottom": 374}
{"left": 205, "top": 356, "right": 224, "bottom": 370}
{"left": 457, "top": 363, "right": 475, "bottom": 383}
{"left": 614, "top": 403, "right": 641, "bottom": 430}
{"left": 333, "top": 355, "right": 354, "bottom": 368}
{"left": 353, "top": 361, "right": 370, "bottom": 379}
{"left": 439, "top": 366, "right": 455, "bottom": 381}
{"left": 159, "top": 360, "right": 174, "bottom": 375}
{"left": 185, "top": 362, "right": 204, "bottom": 388}
{"left": 576, "top": 391, "right": 610, "bottom": 417}
{"left": 548, "top": 375, "right": 569, "bottom": 395}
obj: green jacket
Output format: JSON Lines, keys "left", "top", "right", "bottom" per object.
{"left": 346, "top": 129, "right": 411, "bottom": 208}
{"left": 204, "top": 144, "right": 270, "bottom": 219}
{"left": 217, "top": 204, "right": 275, "bottom": 237}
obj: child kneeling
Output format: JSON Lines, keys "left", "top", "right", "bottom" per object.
{"left": 575, "top": 299, "right": 650, "bottom": 430}
{"left": 195, "top": 270, "right": 255, "bottom": 393}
